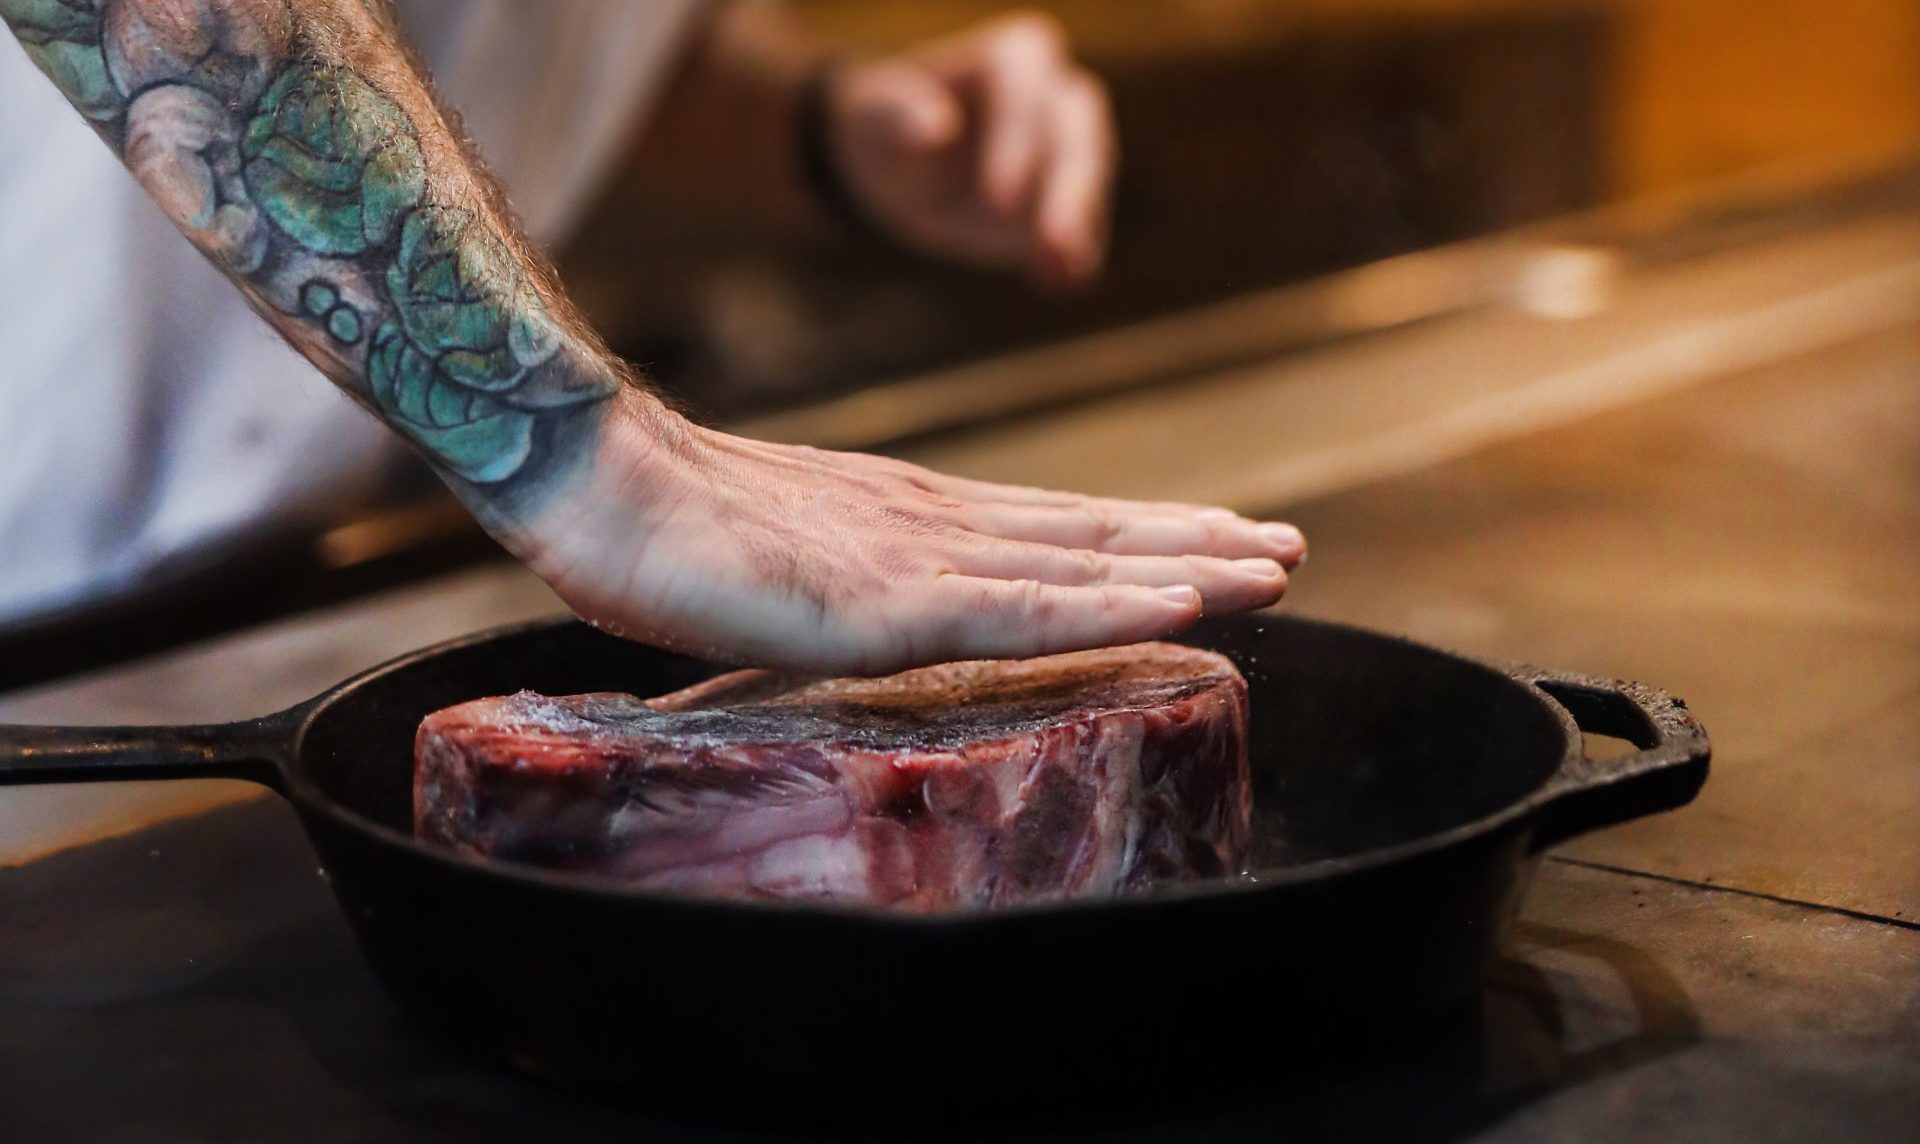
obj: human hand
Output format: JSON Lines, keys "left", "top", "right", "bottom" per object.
{"left": 524, "top": 395, "right": 1306, "bottom": 676}
{"left": 823, "top": 12, "right": 1116, "bottom": 287}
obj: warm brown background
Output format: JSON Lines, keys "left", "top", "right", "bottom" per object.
{"left": 563, "top": 0, "right": 1920, "bottom": 416}
{"left": 800, "top": 0, "right": 1920, "bottom": 197}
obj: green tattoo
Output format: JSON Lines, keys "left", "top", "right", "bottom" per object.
{"left": 387, "top": 207, "right": 560, "bottom": 391}
{"left": 1, "top": 0, "right": 115, "bottom": 120}
{"left": 3, "top": 0, "right": 618, "bottom": 493}
{"left": 241, "top": 64, "right": 425, "bottom": 256}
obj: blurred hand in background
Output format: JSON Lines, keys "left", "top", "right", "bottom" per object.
{"left": 826, "top": 12, "right": 1117, "bottom": 286}
{"left": 623, "top": 5, "right": 1116, "bottom": 289}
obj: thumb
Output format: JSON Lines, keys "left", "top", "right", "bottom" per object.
{"left": 841, "top": 60, "right": 965, "bottom": 157}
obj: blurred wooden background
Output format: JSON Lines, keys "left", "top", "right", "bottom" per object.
{"left": 799, "top": 0, "right": 1920, "bottom": 196}
{"left": 561, "top": 0, "right": 1920, "bottom": 417}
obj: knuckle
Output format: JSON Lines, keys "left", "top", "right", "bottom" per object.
{"left": 1186, "top": 555, "right": 1229, "bottom": 585}
{"left": 1067, "top": 547, "right": 1110, "bottom": 581}
{"left": 881, "top": 456, "right": 927, "bottom": 479}
{"left": 948, "top": 505, "right": 991, "bottom": 535}
{"left": 927, "top": 515, "right": 971, "bottom": 543}
{"left": 1082, "top": 508, "right": 1125, "bottom": 548}
{"left": 892, "top": 469, "right": 958, "bottom": 509}
{"left": 1010, "top": 577, "right": 1052, "bottom": 618}
{"left": 861, "top": 454, "right": 913, "bottom": 480}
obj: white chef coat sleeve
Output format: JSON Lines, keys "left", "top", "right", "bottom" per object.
{"left": 0, "top": 0, "right": 707, "bottom": 626}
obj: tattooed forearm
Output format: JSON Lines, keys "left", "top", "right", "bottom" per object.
{"left": 3, "top": 0, "right": 624, "bottom": 523}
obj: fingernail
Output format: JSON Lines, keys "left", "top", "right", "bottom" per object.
{"left": 1234, "top": 558, "right": 1283, "bottom": 577}
{"left": 1259, "top": 522, "right": 1306, "bottom": 550}
{"left": 1156, "top": 585, "right": 1200, "bottom": 607}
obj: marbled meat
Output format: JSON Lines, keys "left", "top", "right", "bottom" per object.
{"left": 414, "top": 642, "right": 1250, "bottom": 910}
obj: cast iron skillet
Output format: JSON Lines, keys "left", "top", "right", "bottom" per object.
{"left": 0, "top": 614, "right": 1707, "bottom": 1110}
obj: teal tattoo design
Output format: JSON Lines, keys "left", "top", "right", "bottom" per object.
{"left": 369, "top": 207, "right": 565, "bottom": 482}
{"left": 3, "top": 0, "right": 617, "bottom": 486}
{"left": 1, "top": 0, "right": 115, "bottom": 119}
{"left": 241, "top": 64, "right": 425, "bottom": 257}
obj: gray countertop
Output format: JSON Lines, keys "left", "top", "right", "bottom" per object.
{"left": 2, "top": 223, "right": 1916, "bottom": 1139}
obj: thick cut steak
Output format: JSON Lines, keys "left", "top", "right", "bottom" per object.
{"left": 414, "top": 643, "right": 1250, "bottom": 910}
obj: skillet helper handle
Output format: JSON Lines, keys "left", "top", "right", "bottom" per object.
{"left": 1519, "top": 669, "right": 1711, "bottom": 854}
{"left": 0, "top": 719, "right": 289, "bottom": 788}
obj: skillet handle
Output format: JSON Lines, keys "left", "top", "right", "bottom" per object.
{"left": 0, "top": 716, "right": 293, "bottom": 789}
{"left": 1518, "top": 669, "right": 1710, "bottom": 854}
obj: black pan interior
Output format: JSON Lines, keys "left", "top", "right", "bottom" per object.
{"left": 1184, "top": 617, "right": 1568, "bottom": 864}
{"left": 294, "top": 615, "right": 1569, "bottom": 873}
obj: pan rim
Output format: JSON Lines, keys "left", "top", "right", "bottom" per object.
{"left": 281, "top": 614, "right": 1584, "bottom": 929}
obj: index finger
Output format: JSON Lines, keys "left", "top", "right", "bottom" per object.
{"left": 958, "top": 14, "right": 1071, "bottom": 215}
{"left": 1034, "top": 70, "right": 1116, "bottom": 283}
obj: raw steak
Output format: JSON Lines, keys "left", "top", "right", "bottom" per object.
{"left": 414, "top": 643, "right": 1250, "bottom": 910}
